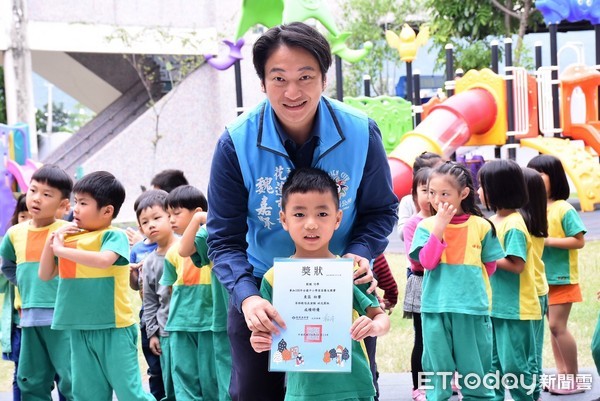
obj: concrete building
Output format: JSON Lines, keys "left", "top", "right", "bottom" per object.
{"left": 0, "top": 0, "right": 268, "bottom": 222}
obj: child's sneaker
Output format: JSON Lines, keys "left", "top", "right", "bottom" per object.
{"left": 412, "top": 388, "right": 426, "bottom": 401}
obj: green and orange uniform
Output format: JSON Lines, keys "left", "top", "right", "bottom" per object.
{"left": 191, "top": 226, "right": 232, "bottom": 401}
{"left": 489, "top": 212, "right": 541, "bottom": 401}
{"left": 161, "top": 240, "right": 217, "bottom": 401}
{"left": 410, "top": 214, "right": 504, "bottom": 401}
{"left": 0, "top": 220, "right": 73, "bottom": 400}
{"left": 52, "top": 227, "right": 153, "bottom": 401}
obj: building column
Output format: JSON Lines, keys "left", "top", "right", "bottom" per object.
{"left": 3, "top": 0, "right": 38, "bottom": 157}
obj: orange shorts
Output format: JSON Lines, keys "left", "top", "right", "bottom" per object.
{"left": 548, "top": 284, "right": 582, "bottom": 305}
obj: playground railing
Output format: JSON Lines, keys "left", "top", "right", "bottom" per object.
{"left": 536, "top": 66, "right": 563, "bottom": 137}
{"left": 505, "top": 66, "right": 530, "bottom": 139}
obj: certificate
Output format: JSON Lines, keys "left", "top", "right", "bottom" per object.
{"left": 268, "top": 257, "right": 354, "bottom": 373}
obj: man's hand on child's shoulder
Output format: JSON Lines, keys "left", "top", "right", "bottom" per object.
{"left": 345, "top": 253, "right": 377, "bottom": 294}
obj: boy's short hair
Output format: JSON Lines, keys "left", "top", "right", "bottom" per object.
{"left": 165, "top": 185, "right": 207, "bottom": 212}
{"left": 73, "top": 171, "right": 126, "bottom": 218}
{"left": 135, "top": 189, "right": 169, "bottom": 222}
{"left": 281, "top": 168, "right": 339, "bottom": 211}
{"left": 150, "top": 169, "right": 189, "bottom": 193}
{"left": 31, "top": 164, "right": 73, "bottom": 199}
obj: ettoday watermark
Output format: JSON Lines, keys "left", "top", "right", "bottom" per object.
{"left": 418, "top": 372, "right": 593, "bottom": 395}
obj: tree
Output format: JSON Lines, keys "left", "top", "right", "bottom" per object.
{"left": 426, "top": 0, "right": 541, "bottom": 71}
{"left": 338, "top": 0, "right": 425, "bottom": 97}
{"left": 0, "top": 66, "right": 6, "bottom": 124}
{"left": 35, "top": 102, "right": 94, "bottom": 134}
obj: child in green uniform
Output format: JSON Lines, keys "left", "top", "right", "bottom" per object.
{"left": 178, "top": 207, "right": 233, "bottom": 401}
{"left": 527, "top": 155, "right": 587, "bottom": 394}
{"left": 1, "top": 193, "right": 30, "bottom": 400}
{"left": 409, "top": 162, "right": 505, "bottom": 401}
{"left": 136, "top": 190, "right": 177, "bottom": 401}
{"left": 0, "top": 165, "right": 74, "bottom": 401}
{"left": 160, "top": 185, "right": 218, "bottom": 401}
{"left": 39, "top": 171, "right": 154, "bottom": 401}
{"left": 520, "top": 167, "right": 550, "bottom": 401}
{"left": 479, "top": 160, "right": 541, "bottom": 401}
{"left": 250, "top": 167, "right": 390, "bottom": 401}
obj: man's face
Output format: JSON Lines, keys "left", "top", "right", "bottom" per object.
{"left": 262, "top": 45, "right": 325, "bottom": 143}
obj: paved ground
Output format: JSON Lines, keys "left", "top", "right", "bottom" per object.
{"left": 378, "top": 368, "right": 600, "bottom": 401}
{"left": 1, "top": 201, "right": 598, "bottom": 400}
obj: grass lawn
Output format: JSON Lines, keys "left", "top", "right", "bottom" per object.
{"left": 1, "top": 242, "right": 599, "bottom": 392}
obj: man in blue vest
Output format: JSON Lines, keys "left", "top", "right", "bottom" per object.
{"left": 207, "top": 22, "right": 399, "bottom": 401}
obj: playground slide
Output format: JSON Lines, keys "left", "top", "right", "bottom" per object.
{"left": 6, "top": 159, "right": 40, "bottom": 192}
{"left": 520, "top": 137, "right": 600, "bottom": 212}
{"left": 567, "top": 122, "right": 600, "bottom": 155}
{"left": 0, "top": 173, "right": 17, "bottom": 235}
{"left": 388, "top": 88, "right": 497, "bottom": 198}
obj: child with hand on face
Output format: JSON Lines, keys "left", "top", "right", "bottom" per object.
{"left": 409, "top": 162, "right": 504, "bottom": 401}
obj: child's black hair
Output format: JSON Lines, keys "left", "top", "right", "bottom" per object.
{"left": 150, "top": 169, "right": 189, "bottom": 193}
{"left": 281, "top": 167, "right": 339, "bottom": 211}
{"left": 10, "top": 193, "right": 28, "bottom": 227}
{"left": 430, "top": 161, "right": 496, "bottom": 236}
{"left": 135, "top": 189, "right": 169, "bottom": 222}
{"left": 478, "top": 159, "right": 528, "bottom": 212}
{"left": 31, "top": 164, "right": 73, "bottom": 199}
{"left": 411, "top": 167, "right": 432, "bottom": 211}
{"left": 413, "top": 151, "right": 443, "bottom": 176}
{"left": 73, "top": 171, "right": 126, "bottom": 219}
{"left": 527, "top": 155, "right": 570, "bottom": 201}
{"left": 520, "top": 167, "right": 548, "bottom": 238}
{"left": 165, "top": 185, "right": 208, "bottom": 212}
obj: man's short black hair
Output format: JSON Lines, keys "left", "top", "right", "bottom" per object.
{"left": 73, "top": 171, "right": 126, "bottom": 219}
{"left": 281, "top": 167, "right": 339, "bottom": 211}
{"left": 253, "top": 22, "right": 332, "bottom": 84}
{"left": 31, "top": 164, "right": 73, "bottom": 199}
{"left": 165, "top": 185, "right": 207, "bottom": 212}
{"left": 150, "top": 169, "right": 189, "bottom": 193}
{"left": 135, "top": 189, "right": 169, "bottom": 222}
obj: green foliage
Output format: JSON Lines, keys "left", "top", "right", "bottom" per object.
{"left": 453, "top": 40, "right": 496, "bottom": 71}
{"left": 338, "top": 0, "right": 424, "bottom": 97}
{"left": 35, "top": 102, "right": 94, "bottom": 134}
{"left": 426, "top": 0, "right": 504, "bottom": 71}
{"left": 426, "top": 0, "right": 539, "bottom": 72}
{"left": 0, "top": 66, "right": 6, "bottom": 124}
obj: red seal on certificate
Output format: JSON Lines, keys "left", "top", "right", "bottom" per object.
{"left": 304, "top": 325, "right": 323, "bottom": 343}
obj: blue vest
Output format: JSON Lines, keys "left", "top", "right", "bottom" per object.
{"left": 228, "top": 97, "right": 369, "bottom": 278}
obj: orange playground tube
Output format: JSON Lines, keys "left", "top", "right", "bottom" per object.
{"left": 389, "top": 88, "right": 498, "bottom": 198}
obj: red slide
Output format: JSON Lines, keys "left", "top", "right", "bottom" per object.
{"left": 388, "top": 88, "right": 498, "bottom": 198}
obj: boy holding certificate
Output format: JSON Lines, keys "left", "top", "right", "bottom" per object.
{"left": 250, "top": 167, "right": 390, "bottom": 401}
